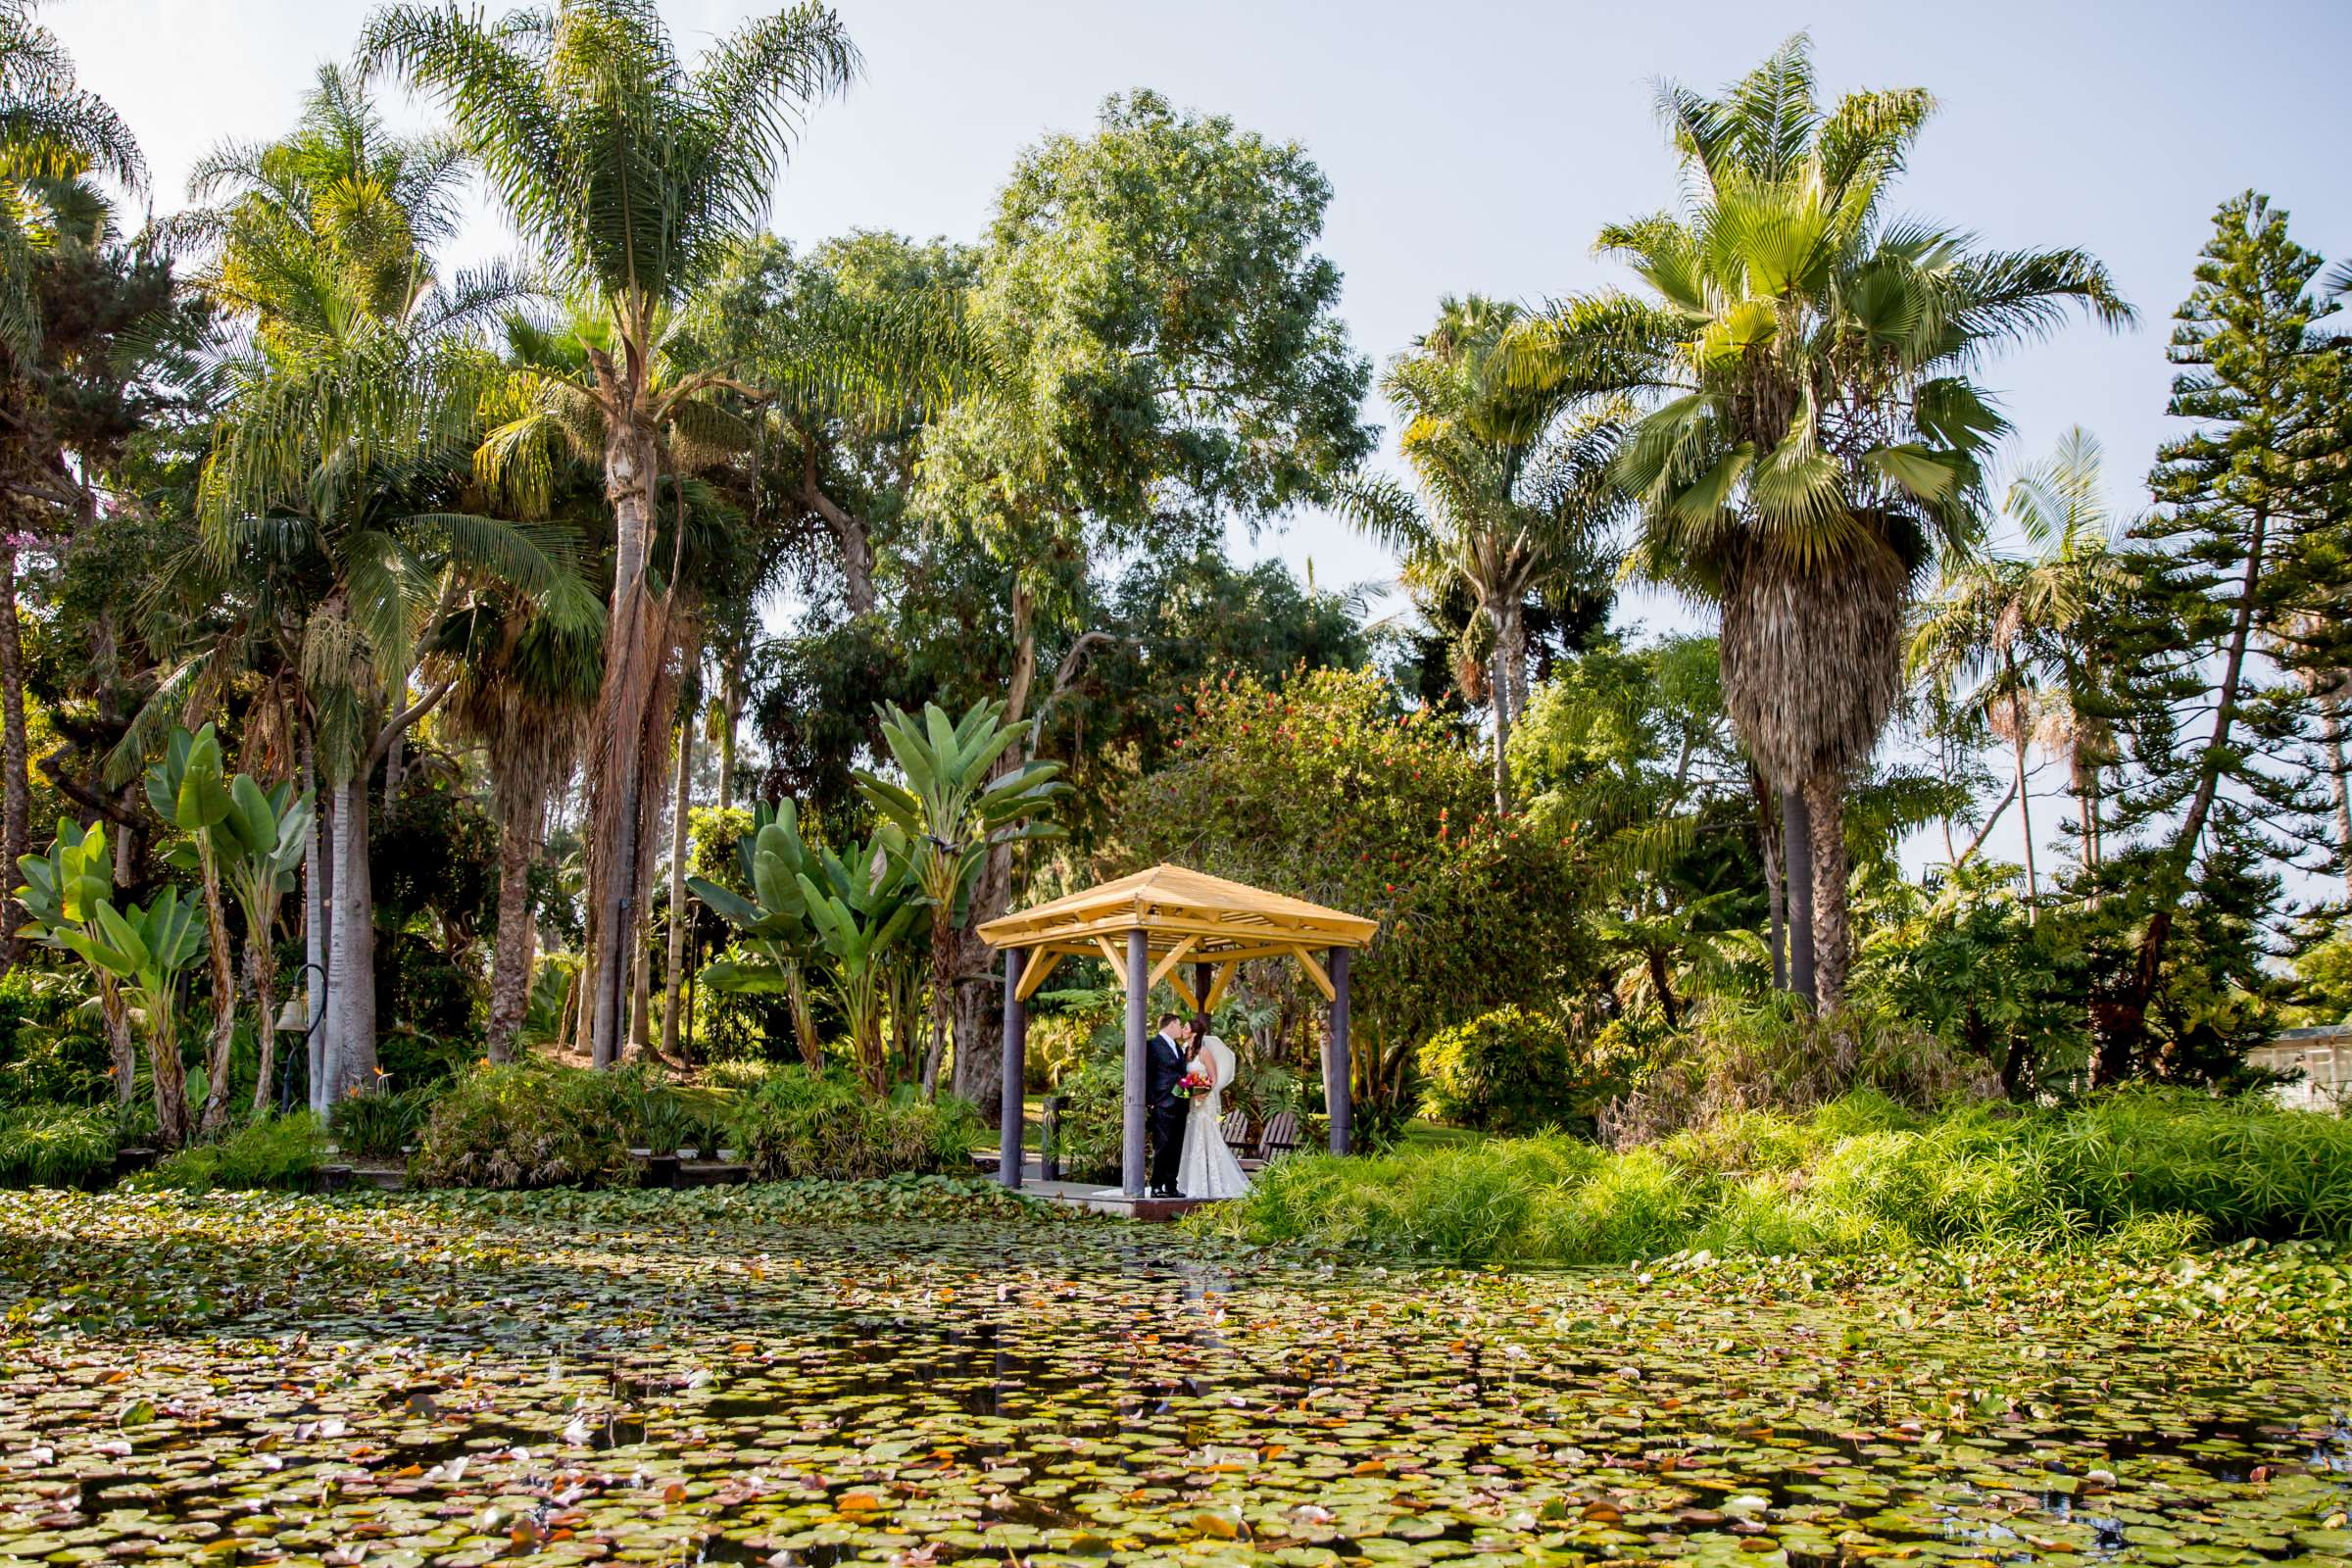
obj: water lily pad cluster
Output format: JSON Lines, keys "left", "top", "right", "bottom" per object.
{"left": 0, "top": 1183, "right": 2345, "bottom": 1565}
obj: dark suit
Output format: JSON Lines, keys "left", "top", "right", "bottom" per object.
{"left": 1145, "top": 1030, "right": 1189, "bottom": 1195}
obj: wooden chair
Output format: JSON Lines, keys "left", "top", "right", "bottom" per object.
{"left": 1257, "top": 1110, "right": 1300, "bottom": 1162}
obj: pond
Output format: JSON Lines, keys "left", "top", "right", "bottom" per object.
{"left": 0, "top": 1184, "right": 2345, "bottom": 1565}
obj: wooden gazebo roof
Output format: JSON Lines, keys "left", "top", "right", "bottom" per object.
{"left": 974, "top": 863, "right": 1376, "bottom": 1008}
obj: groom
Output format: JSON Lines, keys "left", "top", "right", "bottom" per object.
{"left": 1145, "top": 1011, "right": 1190, "bottom": 1198}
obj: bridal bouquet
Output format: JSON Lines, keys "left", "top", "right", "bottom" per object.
{"left": 1174, "top": 1066, "right": 1214, "bottom": 1100}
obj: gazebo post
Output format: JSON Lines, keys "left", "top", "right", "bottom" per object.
{"left": 1194, "top": 961, "right": 1214, "bottom": 1031}
{"left": 1327, "top": 947, "right": 1351, "bottom": 1154}
{"left": 1121, "top": 926, "right": 1150, "bottom": 1198}
{"left": 999, "top": 947, "right": 1026, "bottom": 1190}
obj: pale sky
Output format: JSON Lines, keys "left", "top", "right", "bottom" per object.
{"left": 45, "top": 0, "right": 2352, "bottom": 875}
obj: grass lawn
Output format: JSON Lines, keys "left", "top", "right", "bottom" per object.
{"left": 0, "top": 1181, "right": 2346, "bottom": 1563}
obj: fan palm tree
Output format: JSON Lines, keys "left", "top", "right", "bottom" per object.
{"left": 1505, "top": 36, "right": 2131, "bottom": 1002}
{"left": 1910, "top": 427, "right": 2134, "bottom": 914}
{"left": 359, "top": 0, "right": 859, "bottom": 1068}
{"left": 1341, "top": 296, "right": 1626, "bottom": 810}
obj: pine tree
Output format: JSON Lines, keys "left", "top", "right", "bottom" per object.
{"left": 2093, "top": 192, "right": 2348, "bottom": 1080}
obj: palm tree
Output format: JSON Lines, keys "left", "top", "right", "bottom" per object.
{"left": 359, "top": 0, "right": 859, "bottom": 1068}
{"left": 1506, "top": 36, "right": 2130, "bottom": 1003}
{"left": 1911, "top": 427, "right": 2133, "bottom": 915}
{"left": 1341, "top": 296, "right": 1625, "bottom": 810}
{"left": 434, "top": 594, "right": 599, "bottom": 1061}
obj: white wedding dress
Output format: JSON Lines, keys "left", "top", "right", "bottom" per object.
{"left": 1176, "top": 1036, "right": 1251, "bottom": 1200}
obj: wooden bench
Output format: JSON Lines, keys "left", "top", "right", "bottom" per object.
{"left": 1229, "top": 1109, "right": 1300, "bottom": 1172}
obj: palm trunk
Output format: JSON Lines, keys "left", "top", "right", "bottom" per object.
{"left": 786, "top": 963, "right": 820, "bottom": 1069}
{"left": 587, "top": 416, "right": 662, "bottom": 1067}
{"left": 325, "top": 772, "right": 375, "bottom": 1100}
{"left": 0, "top": 541, "right": 27, "bottom": 973}
{"left": 146, "top": 1002, "right": 191, "bottom": 1151}
{"left": 1781, "top": 787, "right": 1816, "bottom": 1005}
{"left": 486, "top": 798, "right": 539, "bottom": 1062}
{"left": 96, "top": 974, "right": 135, "bottom": 1107}
{"left": 921, "top": 906, "right": 953, "bottom": 1099}
{"left": 2006, "top": 673, "right": 2038, "bottom": 919}
{"left": 1804, "top": 769, "right": 1850, "bottom": 1007}
{"left": 247, "top": 932, "right": 278, "bottom": 1115}
{"left": 197, "top": 848, "right": 237, "bottom": 1134}
{"left": 306, "top": 756, "right": 333, "bottom": 1116}
{"left": 660, "top": 721, "right": 694, "bottom": 1064}
{"left": 716, "top": 653, "right": 744, "bottom": 811}
{"left": 1487, "top": 603, "right": 1513, "bottom": 814}
{"left": 1751, "top": 766, "right": 1785, "bottom": 991}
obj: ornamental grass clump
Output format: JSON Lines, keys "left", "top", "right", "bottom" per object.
{"left": 729, "top": 1067, "right": 981, "bottom": 1181}
{"left": 137, "top": 1114, "right": 324, "bottom": 1193}
{"left": 411, "top": 1064, "right": 639, "bottom": 1190}
{"left": 0, "top": 1102, "right": 120, "bottom": 1188}
{"left": 1214, "top": 1088, "right": 2352, "bottom": 1263}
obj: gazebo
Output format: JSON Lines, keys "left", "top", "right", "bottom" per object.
{"left": 974, "top": 864, "right": 1378, "bottom": 1197}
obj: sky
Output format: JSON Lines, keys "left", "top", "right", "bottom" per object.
{"left": 42, "top": 0, "right": 2352, "bottom": 869}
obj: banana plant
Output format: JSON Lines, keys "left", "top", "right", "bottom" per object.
{"left": 15, "top": 821, "right": 141, "bottom": 1114}
{"left": 41, "top": 888, "right": 205, "bottom": 1149}
{"left": 148, "top": 726, "right": 315, "bottom": 1120}
{"left": 687, "top": 802, "right": 822, "bottom": 1067}
{"left": 855, "top": 699, "right": 1067, "bottom": 1098}
{"left": 146, "top": 724, "right": 241, "bottom": 1133}
{"left": 215, "top": 775, "right": 315, "bottom": 1113}
{"left": 795, "top": 831, "right": 919, "bottom": 1093}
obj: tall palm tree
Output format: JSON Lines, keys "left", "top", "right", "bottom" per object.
{"left": 1507, "top": 36, "right": 2130, "bottom": 1003}
{"left": 434, "top": 591, "right": 599, "bottom": 1061}
{"left": 1912, "top": 427, "right": 2134, "bottom": 914}
{"left": 360, "top": 0, "right": 859, "bottom": 1068}
{"left": 1341, "top": 296, "right": 1624, "bottom": 810}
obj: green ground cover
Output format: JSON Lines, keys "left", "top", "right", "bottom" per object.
{"left": 0, "top": 1182, "right": 2346, "bottom": 1565}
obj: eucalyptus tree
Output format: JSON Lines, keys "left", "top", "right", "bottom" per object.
{"left": 1339, "top": 296, "right": 1625, "bottom": 810}
{"left": 1506, "top": 35, "right": 2130, "bottom": 1004}
{"left": 918, "top": 89, "right": 1373, "bottom": 1104}
{"left": 359, "top": 0, "right": 860, "bottom": 1069}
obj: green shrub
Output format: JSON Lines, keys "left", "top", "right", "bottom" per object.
{"left": 730, "top": 1068, "right": 980, "bottom": 1181}
{"left": 1419, "top": 1005, "right": 1613, "bottom": 1134}
{"left": 1051, "top": 1056, "right": 1124, "bottom": 1181}
{"left": 411, "top": 1064, "right": 638, "bottom": 1190}
{"left": 0, "top": 1102, "right": 120, "bottom": 1187}
{"left": 0, "top": 971, "right": 113, "bottom": 1106}
{"left": 138, "top": 1114, "right": 324, "bottom": 1193}
{"left": 329, "top": 1087, "right": 432, "bottom": 1160}
{"left": 1209, "top": 1088, "right": 2352, "bottom": 1263}
{"left": 1601, "top": 996, "right": 1998, "bottom": 1146}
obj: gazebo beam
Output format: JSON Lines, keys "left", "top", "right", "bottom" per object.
{"left": 1013, "top": 948, "right": 1063, "bottom": 1003}
{"left": 1146, "top": 934, "right": 1201, "bottom": 990}
{"left": 1203, "top": 961, "right": 1239, "bottom": 1011}
{"left": 1094, "top": 935, "right": 1131, "bottom": 988}
{"left": 1292, "top": 946, "right": 1337, "bottom": 1004}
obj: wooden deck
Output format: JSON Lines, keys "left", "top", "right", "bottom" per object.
{"left": 999, "top": 1165, "right": 1222, "bottom": 1222}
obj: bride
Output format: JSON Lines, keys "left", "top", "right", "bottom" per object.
{"left": 1176, "top": 1022, "right": 1251, "bottom": 1200}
